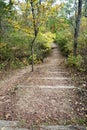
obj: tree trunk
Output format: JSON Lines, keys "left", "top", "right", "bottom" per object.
{"left": 85, "top": 0, "right": 87, "bottom": 17}
{"left": 73, "top": 0, "right": 82, "bottom": 56}
{"left": 39, "top": 0, "right": 41, "bottom": 5}
{"left": 0, "top": 16, "right": 2, "bottom": 39}
{"left": 31, "top": 37, "right": 36, "bottom": 72}
{"left": 31, "top": 43, "right": 34, "bottom": 72}
{"left": 30, "top": 0, "right": 38, "bottom": 72}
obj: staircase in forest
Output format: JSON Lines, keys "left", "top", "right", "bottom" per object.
{"left": 0, "top": 43, "right": 86, "bottom": 130}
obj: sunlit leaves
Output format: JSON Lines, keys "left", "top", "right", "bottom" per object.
{"left": 8, "top": 19, "right": 33, "bottom": 34}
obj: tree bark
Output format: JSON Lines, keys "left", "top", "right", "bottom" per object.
{"left": 85, "top": 0, "right": 87, "bottom": 17}
{"left": 39, "top": 0, "right": 41, "bottom": 5}
{"left": 0, "top": 16, "right": 2, "bottom": 39}
{"left": 31, "top": 37, "right": 37, "bottom": 72}
{"left": 73, "top": 0, "right": 82, "bottom": 56}
{"left": 30, "top": 0, "right": 38, "bottom": 72}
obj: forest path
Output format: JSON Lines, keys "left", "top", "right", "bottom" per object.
{"left": 0, "top": 43, "right": 86, "bottom": 130}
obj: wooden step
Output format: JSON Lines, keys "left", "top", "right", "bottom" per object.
{"left": 0, "top": 120, "right": 28, "bottom": 130}
{"left": 39, "top": 125, "right": 86, "bottom": 130}
{"left": 17, "top": 85, "right": 75, "bottom": 89}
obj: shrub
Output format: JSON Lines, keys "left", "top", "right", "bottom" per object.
{"left": 78, "top": 32, "right": 87, "bottom": 72}
{"left": 0, "top": 30, "right": 55, "bottom": 70}
{"left": 37, "top": 42, "right": 51, "bottom": 62}
{"left": 67, "top": 54, "right": 84, "bottom": 71}
{"left": 34, "top": 32, "right": 54, "bottom": 62}
{"left": 54, "top": 17, "right": 87, "bottom": 72}
{"left": 55, "top": 29, "right": 73, "bottom": 56}
{"left": 28, "top": 54, "right": 37, "bottom": 64}
{"left": 0, "top": 32, "right": 31, "bottom": 70}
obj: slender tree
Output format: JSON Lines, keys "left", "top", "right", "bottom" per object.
{"left": 84, "top": 0, "right": 87, "bottom": 17}
{"left": 30, "top": 0, "right": 40, "bottom": 72}
{"left": 29, "top": 0, "right": 54, "bottom": 71}
{"left": 73, "top": 0, "right": 82, "bottom": 56}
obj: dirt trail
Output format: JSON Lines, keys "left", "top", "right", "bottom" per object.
{"left": 0, "top": 43, "right": 86, "bottom": 128}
